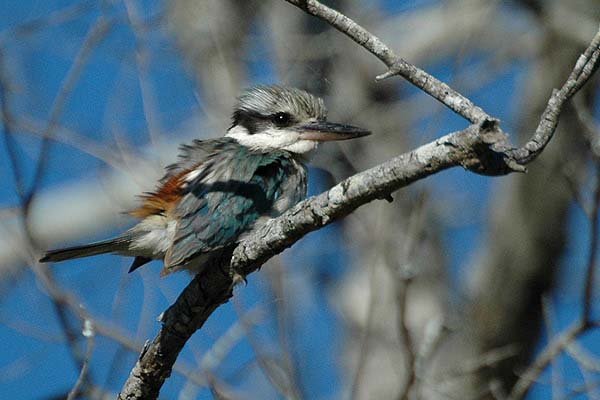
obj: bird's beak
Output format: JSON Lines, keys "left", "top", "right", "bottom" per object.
{"left": 297, "top": 121, "right": 371, "bottom": 141}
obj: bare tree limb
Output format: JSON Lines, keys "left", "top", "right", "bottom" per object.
{"left": 116, "top": 6, "right": 600, "bottom": 400}
{"left": 284, "top": 0, "right": 600, "bottom": 167}
{"left": 284, "top": 0, "right": 492, "bottom": 124}
{"left": 67, "top": 320, "right": 95, "bottom": 400}
{"left": 117, "top": 121, "right": 508, "bottom": 399}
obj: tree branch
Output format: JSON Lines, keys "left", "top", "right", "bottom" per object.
{"left": 230, "top": 123, "right": 509, "bottom": 276}
{"left": 285, "top": 0, "right": 492, "bottom": 124}
{"left": 117, "top": 6, "right": 600, "bottom": 399}
{"left": 117, "top": 122, "right": 503, "bottom": 399}
{"left": 285, "top": 0, "right": 600, "bottom": 167}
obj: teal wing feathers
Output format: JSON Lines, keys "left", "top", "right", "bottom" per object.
{"left": 163, "top": 139, "right": 298, "bottom": 273}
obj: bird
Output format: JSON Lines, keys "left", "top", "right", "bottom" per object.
{"left": 40, "top": 85, "right": 371, "bottom": 276}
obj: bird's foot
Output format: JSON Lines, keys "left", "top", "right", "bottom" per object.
{"left": 231, "top": 271, "right": 248, "bottom": 287}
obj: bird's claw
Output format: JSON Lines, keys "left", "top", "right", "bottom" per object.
{"left": 231, "top": 271, "right": 248, "bottom": 287}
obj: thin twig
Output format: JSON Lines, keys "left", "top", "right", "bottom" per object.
{"left": 10, "top": 114, "right": 126, "bottom": 168}
{"left": 0, "top": 1, "right": 96, "bottom": 43}
{"left": 124, "top": 0, "right": 163, "bottom": 148}
{"left": 542, "top": 297, "right": 564, "bottom": 400}
{"left": 263, "top": 263, "right": 304, "bottom": 399}
{"left": 566, "top": 341, "right": 600, "bottom": 373}
{"left": 67, "top": 319, "right": 96, "bottom": 400}
{"left": 393, "top": 195, "right": 428, "bottom": 400}
{"left": 573, "top": 95, "right": 600, "bottom": 159}
{"left": 507, "top": 25, "right": 600, "bottom": 164}
{"left": 23, "top": 16, "right": 112, "bottom": 218}
{"left": 349, "top": 257, "right": 381, "bottom": 400}
{"left": 583, "top": 175, "right": 600, "bottom": 322}
{"left": 0, "top": 15, "right": 112, "bottom": 383}
{"left": 508, "top": 322, "right": 585, "bottom": 400}
{"left": 395, "top": 277, "right": 416, "bottom": 400}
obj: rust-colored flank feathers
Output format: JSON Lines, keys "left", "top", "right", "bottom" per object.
{"left": 128, "top": 170, "right": 190, "bottom": 218}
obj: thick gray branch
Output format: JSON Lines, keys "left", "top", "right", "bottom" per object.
{"left": 118, "top": 121, "right": 508, "bottom": 399}
{"left": 284, "top": 0, "right": 491, "bottom": 124}
{"left": 285, "top": 0, "right": 600, "bottom": 166}
{"left": 118, "top": 7, "right": 600, "bottom": 400}
{"left": 231, "top": 124, "right": 508, "bottom": 275}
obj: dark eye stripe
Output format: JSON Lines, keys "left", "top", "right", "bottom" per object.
{"left": 231, "top": 110, "right": 266, "bottom": 135}
{"left": 231, "top": 110, "right": 295, "bottom": 134}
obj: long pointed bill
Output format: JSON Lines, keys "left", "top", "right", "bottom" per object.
{"left": 297, "top": 121, "right": 371, "bottom": 141}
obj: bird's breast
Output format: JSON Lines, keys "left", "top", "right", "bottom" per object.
{"left": 271, "top": 158, "right": 307, "bottom": 216}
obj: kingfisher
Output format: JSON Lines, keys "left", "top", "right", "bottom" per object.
{"left": 40, "top": 85, "right": 370, "bottom": 276}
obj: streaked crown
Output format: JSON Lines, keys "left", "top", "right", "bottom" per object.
{"left": 231, "top": 86, "right": 326, "bottom": 133}
{"left": 226, "top": 85, "right": 370, "bottom": 154}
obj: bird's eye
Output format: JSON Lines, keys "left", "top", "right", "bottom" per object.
{"left": 271, "top": 112, "right": 292, "bottom": 127}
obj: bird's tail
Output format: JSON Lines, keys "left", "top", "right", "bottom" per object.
{"left": 40, "top": 237, "right": 130, "bottom": 263}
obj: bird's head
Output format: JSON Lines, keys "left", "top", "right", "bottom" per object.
{"left": 226, "top": 85, "right": 370, "bottom": 154}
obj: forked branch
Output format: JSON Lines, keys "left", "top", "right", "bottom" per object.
{"left": 117, "top": 4, "right": 600, "bottom": 399}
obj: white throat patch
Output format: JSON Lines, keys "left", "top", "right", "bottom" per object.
{"left": 226, "top": 125, "right": 318, "bottom": 155}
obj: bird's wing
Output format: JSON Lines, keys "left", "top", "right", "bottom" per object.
{"left": 127, "top": 138, "right": 236, "bottom": 219}
{"left": 162, "top": 141, "right": 294, "bottom": 274}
